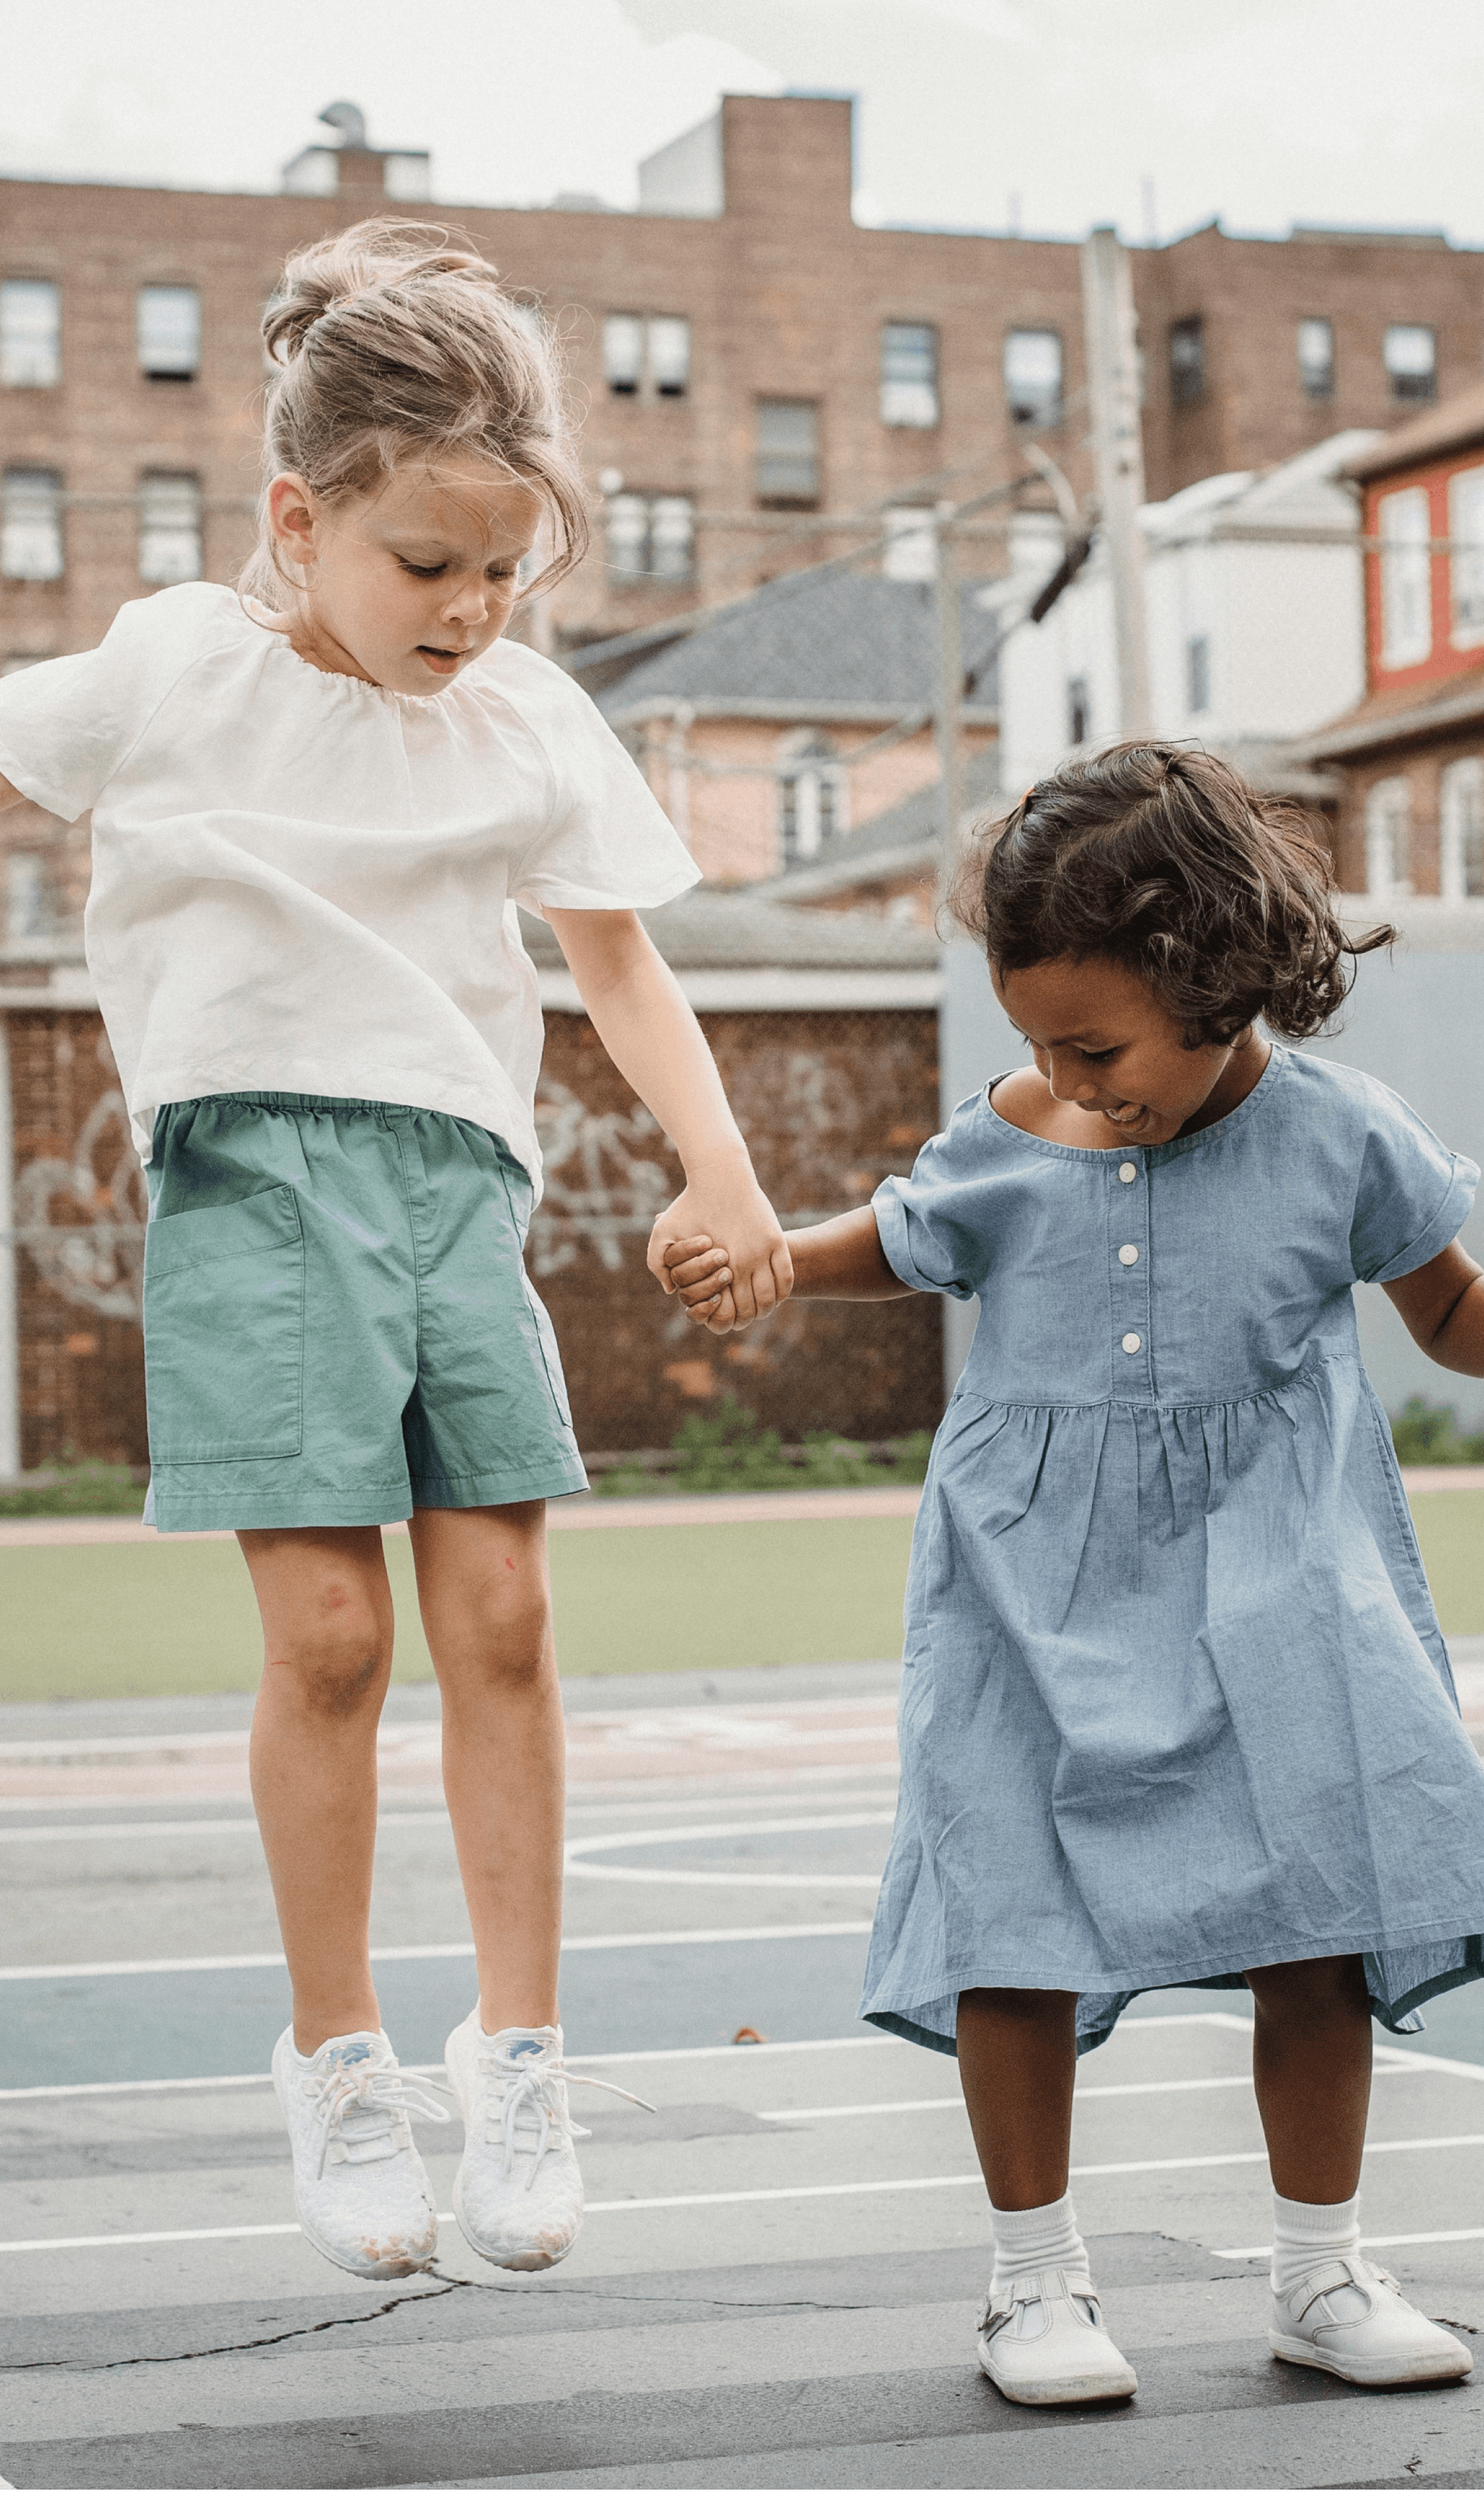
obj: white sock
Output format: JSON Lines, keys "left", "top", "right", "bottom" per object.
{"left": 990, "top": 2191, "right": 1091, "bottom": 2291}
{"left": 1270, "top": 2191, "right": 1361, "bottom": 2297}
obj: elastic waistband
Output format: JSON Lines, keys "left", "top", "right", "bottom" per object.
{"left": 168, "top": 1093, "right": 436, "bottom": 1123}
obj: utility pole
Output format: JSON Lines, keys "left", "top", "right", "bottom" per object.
{"left": 1081, "top": 225, "right": 1152, "bottom": 737}
{"left": 934, "top": 501, "right": 964, "bottom": 903}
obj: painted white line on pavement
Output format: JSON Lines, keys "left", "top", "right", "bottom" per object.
{"left": 0, "top": 2010, "right": 1272, "bottom": 2098}
{"left": 0, "top": 1921, "right": 876, "bottom": 1982}
{"left": 10, "top": 2128, "right": 1481, "bottom": 2256}
{"left": 760, "top": 2065, "right": 1433, "bottom": 2120}
{"left": 1217, "top": 2227, "right": 1484, "bottom": 2259}
{"left": 565, "top": 1809, "right": 894, "bottom": 1889}
{"left": 0, "top": 1810, "right": 453, "bottom": 1845}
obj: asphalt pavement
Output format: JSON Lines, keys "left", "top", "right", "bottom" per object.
{"left": 2, "top": 1651, "right": 1483, "bottom": 2490}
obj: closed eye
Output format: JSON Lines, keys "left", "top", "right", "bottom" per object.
{"left": 399, "top": 560, "right": 447, "bottom": 579}
{"left": 1079, "top": 1045, "right": 1120, "bottom": 1065}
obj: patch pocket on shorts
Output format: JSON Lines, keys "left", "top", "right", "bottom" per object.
{"left": 144, "top": 1185, "right": 305, "bottom": 1462}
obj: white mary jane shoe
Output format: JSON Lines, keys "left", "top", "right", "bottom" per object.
{"left": 1270, "top": 2256, "right": 1474, "bottom": 2387}
{"left": 976, "top": 2268, "right": 1139, "bottom": 2405}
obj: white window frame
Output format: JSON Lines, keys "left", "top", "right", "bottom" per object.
{"left": 755, "top": 402, "right": 820, "bottom": 507}
{"left": 1377, "top": 486, "right": 1433, "bottom": 670}
{"left": 1, "top": 279, "right": 61, "bottom": 389}
{"left": 1439, "top": 756, "right": 1484, "bottom": 901}
{"left": 880, "top": 324, "right": 939, "bottom": 430}
{"left": 605, "top": 491, "right": 694, "bottom": 583}
{"left": 648, "top": 316, "right": 690, "bottom": 399}
{"left": 1004, "top": 329, "right": 1062, "bottom": 428}
{"left": 778, "top": 733, "right": 847, "bottom": 863}
{"left": 1449, "top": 465, "right": 1484, "bottom": 650}
{"left": 1, "top": 466, "right": 63, "bottom": 581}
{"left": 1365, "top": 775, "right": 1412, "bottom": 898}
{"left": 138, "top": 472, "right": 202, "bottom": 585}
{"left": 1383, "top": 322, "right": 1437, "bottom": 402}
{"left": 1296, "top": 316, "right": 1334, "bottom": 400}
{"left": 137, "top": 285, "right": 200, "bottom": 380}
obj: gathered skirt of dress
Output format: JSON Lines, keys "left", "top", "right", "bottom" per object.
{"left": 861, "top": 1352, "right": 1484, "bottom": 2056}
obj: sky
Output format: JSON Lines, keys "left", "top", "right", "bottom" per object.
{"left": 2, "top": 0, "right": 1483, "bottom": 248}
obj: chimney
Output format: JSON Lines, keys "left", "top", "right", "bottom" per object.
{"left": 280, "top": 103, "right": 431, "bottom": 203}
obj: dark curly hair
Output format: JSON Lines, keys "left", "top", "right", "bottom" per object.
{"left": 952, "top": 742, "right": 1392, "bottom": 1046}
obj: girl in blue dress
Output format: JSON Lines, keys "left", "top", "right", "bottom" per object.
{"left": 662, "top": 743, "right": 1484, "bottom": 2406}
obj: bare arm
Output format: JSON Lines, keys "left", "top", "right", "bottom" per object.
{"left": 0, "top": 774, "right": 24, "bottom": 813}
{"left": 544, "top": 906, "right": 791, "bottom": 1329}
{"left": 665, "top": 1205, "right": 912, "bottom": 1324}
{"left": 1383, "top": 1239, "right": 1484, "bottom": 1377}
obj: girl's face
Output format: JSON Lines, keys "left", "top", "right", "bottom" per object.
{"left": 992, "top": 952, "right": 1265, "bottom": 1147}
{"left": 266, "top": 456, "right": 544, "bottom": 695}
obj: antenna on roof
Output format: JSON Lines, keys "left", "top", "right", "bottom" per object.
{"left": 318, "top": 101, "right": 368, "bottom": 148}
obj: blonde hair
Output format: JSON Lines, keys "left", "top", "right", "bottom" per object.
{"left": 244, "top": 219, "right": 588, "bottom": 607}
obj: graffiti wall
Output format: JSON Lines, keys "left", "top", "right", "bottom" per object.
{"left": 5, "top": 1006, "right": 942, "bottom": 1470}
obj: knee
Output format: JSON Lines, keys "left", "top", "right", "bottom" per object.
{"left": 264, "top": 1603, "right": 392, "bottom": 1717}
{"left": 1249, "top": 1955, "right": 1368, "bottom": 2026}
{"left": 442, "top": 1581, "right": 554, "bottom": 1697}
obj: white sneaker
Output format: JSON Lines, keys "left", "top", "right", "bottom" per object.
{"left": 976, "top": 2270, "right": 1139, "bottom": 2405}
{"left": 443, "top": 2013, "right": 653, "bottom": 2272}
{"left": 271, "top": 2026, "right": 449, "bottom": 2280}
{"left": 1271, "top": 2256, "right": 1475, "bottom": 2387}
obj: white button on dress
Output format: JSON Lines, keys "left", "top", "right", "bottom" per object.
{"left": 1118, "top": 1244, "right": 1140, "bottom": 1266}
{"left": 1118, "top": 1162, "right": 1137, "bottom": 1183}
{"left": 1121, "top": 1331, "right": 1142, "bottom": 1354}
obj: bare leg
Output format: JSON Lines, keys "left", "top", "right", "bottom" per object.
{"left": 1245, "top": 1954, "right": 1372, "bottom": 2202}
{"left": 240, "top": 1526, "right": 394, "bottom": 2054}
{"left": 407, "top": 1501, "right": 564, "bottom": 2036}
{"left": 957, "top": 1988, "right": 1079, "bottom": 2210}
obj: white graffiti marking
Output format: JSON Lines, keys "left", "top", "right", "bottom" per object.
{"left": 530, "top": 1078, "right": 675, "bottom": 1276}
{"left": 13, "top": 1091, "right": 147, "bottom": 1322}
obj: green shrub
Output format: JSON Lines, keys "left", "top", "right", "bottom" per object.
{"left": 593, "top": 1400, "right": 934, "bottom": 1497}
{"left": 1390, "top": 1398, "right": 1484, "bottom": 1466}
{"left": 0, "top": 1457, "right": 146, "bottom": 1518}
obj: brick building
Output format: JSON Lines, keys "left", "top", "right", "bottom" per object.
{"left": 1297, "top": 386, "right": 1484, "bottom": 899}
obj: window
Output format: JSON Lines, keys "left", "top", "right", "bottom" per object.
{"left": 882, "top": 506, "right": 937, "bottom": 582}
{"left": 137, "top": 285, "right": 200, "bottom": 380}
{"left": 779, "top": 734, "right": 845, "bottom": 862}
{"left": 1365, "top": 776, "right": 1412, "bottom": 897}
{"left": 606, "top": 492, "right": 694, "bottom": 581}
{"left": 603, "top": 313, "right": 689, "bottom": 398}
{"left": 880, "top": 324, "right": 938, "bottom": 428}
{"left": 1168, "top": 316, "right": 1205, "bottom": 407}
{"left": 1383, "top": 324, "right": 1436, "bottom": 403}
{"left": 648, "top": 316, "right": 690, "bottom": 398}
{"left": 1297, "top": 316, "right": 1334, "bottom": 401}
{"left": 1066, "top": 676, "right": 1091, "bottom": 747}
{"left": 1449, "top": 466, "right": 1484, "bottom": 648}
{"left": 138, "top": 473, "right": 202, "bottom": 585}
{"left": 755, "top": 401, "right": 820, "bottom": 507}
{"left": 1185, "top": 633, "right": 1211, "bottom": 714}
{"left": 1003, "top": 329, "right": 1062, "bottom": 427}
{"left": 4, "top": 853, "right": 51, "bottom": 942}
{"left": 1, "top": 279, "right": 61, "bottom": 387}
{"left": 1377, "top": 485, "right": 1433, "bottom": 668}
{"left": 1440, "top": 758, "right": 1484, "bottom": 900}
{"left": 1, "top": 467, "right": 63, "bottom": 579}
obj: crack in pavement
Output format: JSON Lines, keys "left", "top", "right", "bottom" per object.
{"left": 2, "top": 2264, "right": 881, "bottom": 2376}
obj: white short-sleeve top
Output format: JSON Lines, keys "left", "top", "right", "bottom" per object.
{"left": 0, "top": 583, "right": 699, "bottom": 1187}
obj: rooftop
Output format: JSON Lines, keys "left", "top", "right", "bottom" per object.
{"left": 520, "top": 887, "right": 940, "bottom": 973}
{"left": 595, "top": 571, "right": 1002, "bottom": 724}
{"left": 1342, "top": 382, "right": 1484, "bottom": 483}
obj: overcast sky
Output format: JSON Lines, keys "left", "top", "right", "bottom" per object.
{"left": 3, "top": 0, "right": 1483, "bottom": 248}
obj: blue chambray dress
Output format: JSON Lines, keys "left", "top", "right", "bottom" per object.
{"left": 863, "top": 1043, "right": 1484, "bottom": 2058}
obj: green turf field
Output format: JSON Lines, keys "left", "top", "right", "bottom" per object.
{"left": 0, "top": 1492, "right": 1479, "bottom": 1706}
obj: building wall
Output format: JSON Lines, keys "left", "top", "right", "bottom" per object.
{"left": 627, "top": 713, "right": 995, "bottom": 885}
{"left": 3, "top": 996, "right": 942, "bottom": 1470}
{"left": 1330, "top": 728, "right": 1484, "bottom": 896}
{"left": 5, "top": 96, "right": 1484, "bottom": 675}
{"left": 1360, "top": 451, "right": 1484, "bottom": 699}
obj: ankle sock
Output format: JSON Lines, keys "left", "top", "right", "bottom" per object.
{"left": 990, "top": 2191, "right": 1090, "bottom": 2291}
{"left": 1270, "top": 2190, "right": 1361, "bottom": 2297}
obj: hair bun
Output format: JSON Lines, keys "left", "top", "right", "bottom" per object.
{"left": 261, "top": 219, "right": 506, "bottom": 368}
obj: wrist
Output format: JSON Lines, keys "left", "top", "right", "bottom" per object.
{"left": 679, "top": 1135, "right": 755, "bottom": 1184}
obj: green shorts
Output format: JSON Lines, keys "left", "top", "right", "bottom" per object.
{"left": 141, "top": 1094, "right": 587, "bottom": 1534}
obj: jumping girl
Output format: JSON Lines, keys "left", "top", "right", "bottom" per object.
{"left": 665, "top": 745, "right": 1484, "bottom": 2401}
{"left": 0, "top": 222, "right": 789, "bottom": 2281}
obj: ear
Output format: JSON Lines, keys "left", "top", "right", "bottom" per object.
{"left": 266, "top": 472, "right": 320, "bottom": 571}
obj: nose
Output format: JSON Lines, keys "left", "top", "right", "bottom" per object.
{"left": 1044, "top": 1050, "right": 1100, "bottom": 1105}
{"left": 442, "top": 577, "right": 490, "bottom": 627}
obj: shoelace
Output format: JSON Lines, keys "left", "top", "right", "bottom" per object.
{"left": 478, "top": 2048, "right": 656, "bottom": 2187}
{"left": 304, "top": 2058, "right": 453, "bottom": 2180}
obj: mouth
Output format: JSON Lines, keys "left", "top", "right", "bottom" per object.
{"left": 416, "top": 645, "right": 472, "bottom": 677}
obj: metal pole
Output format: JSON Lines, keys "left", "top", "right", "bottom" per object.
{"left": 1081, "top": 225, "right": 1152, "bottom": 737}
{"left": 934, "top": 504, "right": 964, "bottom": 901}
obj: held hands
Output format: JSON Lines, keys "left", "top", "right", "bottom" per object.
{"left": 648, "top": 1166, "right": 793, "bottom": 1334}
